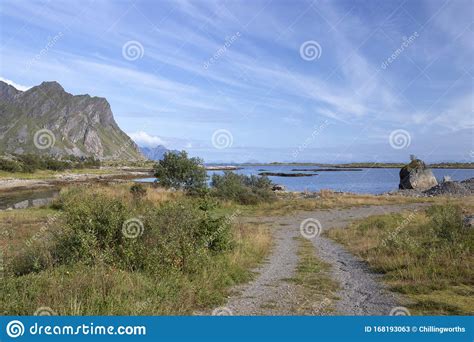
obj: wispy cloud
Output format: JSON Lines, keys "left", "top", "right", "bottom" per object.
{"left": 0, "top": 0, "right": 471, "bottom": 162}
{"left": 128, "top": 131, "right": 167, "bottom": 148}
{"left": 0, "top": 76, "right": 31, "bottom": 91}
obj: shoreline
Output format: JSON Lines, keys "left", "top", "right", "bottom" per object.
{"left": 0, "top": 168, "right": 153, "bottom": 193}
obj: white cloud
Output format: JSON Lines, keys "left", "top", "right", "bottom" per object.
{"left": 128, "top": 131, "right": 167, "bottom": 148}
{"left": 0, "top": 76, "right": 31, "bottom": 91}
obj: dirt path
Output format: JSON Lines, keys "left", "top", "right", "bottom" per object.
{"left": 218, "top": 203, "right": 428, "bottom": 316}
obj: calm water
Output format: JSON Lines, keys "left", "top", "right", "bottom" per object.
{"left": 137, "top": 166, "right": 474, "bottom": 195}
{"left": 0, "top": 188, "right": 59, "bottom": 210}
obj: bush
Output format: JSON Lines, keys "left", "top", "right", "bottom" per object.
{"left": 0, "top": 158, "right": 23, "bottom": 172}
{"left": 10, "top": 189, "right": 233, "bottom": 275}
{"left": 0, "top": 154, "right": 101, "bottom": 173}
{"left": 153, "top": 151, "right": 207, "bottom": 193}
{"left": 210, "top": 171, "right": 276, "bottom": 205}
{"left": 427, "top": 204, "right": 464, "bottom": 242}
{"left": 130, "top": 183, "right": 147, "bottom": 199}
{"left": 52, "top": 191, "right": 137, "bottom": 268}
{"left": 144, "top": 198, "right": 231, "bottom": 272}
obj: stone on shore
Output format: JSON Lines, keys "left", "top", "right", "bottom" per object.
{"left": 272, "top": 184, "right": 286, "bottom": 191}
{"left": 399, "top": 158, "right": 438, "bottom": 190}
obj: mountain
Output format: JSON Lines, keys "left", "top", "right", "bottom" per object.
{"left": 0, "top": 81, "right": 143, "bottom": 160}
{"left": 140, "top": 145, "right": 177, "bottom": 160}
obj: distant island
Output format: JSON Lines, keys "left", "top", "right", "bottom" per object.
{"left": 236, "top": 162, "right": 474, "bottom": 169}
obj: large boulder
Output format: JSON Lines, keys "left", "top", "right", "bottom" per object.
{"left": 272, "top": 184, "right": 286, "bottom": 192}
{"left": 399, "top": 159, "right": 438, "bottom": 190}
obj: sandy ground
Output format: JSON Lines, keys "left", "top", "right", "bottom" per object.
{"left": 212, "top": 203, "right": 429, "bottom": 316}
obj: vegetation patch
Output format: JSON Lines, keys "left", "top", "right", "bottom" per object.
{"left": 0, "top": 185, "right": 272, "bottom": 315}
{"left": 325, "top": 203, "right": 474, "bottom": 315}
{"left": 285, "top": 237, "right": 339, "bottom": 315}
{"left": 0, "top": 154, "right": 100, "bottom": 173}
{"left": 211, "top": 171, "right": 276, "bottom": 205}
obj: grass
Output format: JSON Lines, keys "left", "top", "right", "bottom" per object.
{"left": 235, "top": 191, "right": 436, "bottom": 217}
{"left": 218, "top": 190, "right": 474, "bottom": 218}
{"left": 325, "top": 202, "right": 474, "bottom": 315}
{"left": 0, "top": 184, "right": 272, "bottom": 315}
{"left": 0, "top": 207, "right": 59, "bottom": 252}
{"left": 0, "top": 168, "right": 121, "bottom": 180}
{"left": 1, "top": 222, "right": 271, "bottom": 315}
{"left": 285, "top": 237, "right": 339, "bottom": 315}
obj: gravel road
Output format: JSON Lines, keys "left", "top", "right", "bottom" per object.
{"left": 214, "top": 203, "right": 428, "bottom": 316}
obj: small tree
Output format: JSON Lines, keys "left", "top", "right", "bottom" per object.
{"left": 210, "top": 171, "right": 276, "bottom": 205}
{"left": 153, "top": 151, "right": 207, "bottom": 192}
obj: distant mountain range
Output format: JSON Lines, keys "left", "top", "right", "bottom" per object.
{"left": 0, "top": 80, "right": 143, "bottom": 160}
{"left": 140, "top": 145, "right": 177, "bottom": 160}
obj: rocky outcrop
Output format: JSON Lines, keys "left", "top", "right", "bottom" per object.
{"left": 463, "top": 215, "right": 474, "bottom": 229}
{"left": 399, "top": 159, "right": 438, "bottom": 190}
{"left": 272, "top": 184, "right": 286, "bottom": 191}
{"left": 0, "top": 81, "right": 143, "bottom": 160}
{"left": 423, "top": 179, "right": 471, "bottom": 196}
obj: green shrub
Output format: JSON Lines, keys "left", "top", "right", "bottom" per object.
{"left": 0, "top": 158, "right": 23, "bottom": 172}
{"left": 153, "top": 151, "right": 207, "bottom": 193}
{"left": 8, "top": 245, "right": 53, "bottom": 276}
{"left": 144, "top": 198, "right": 231, "bottom": 273}
{"left": 52, "top": 191, "right": 141, "bottom": 269}
{"left": 427, "top": 204, "right": 463, "bottom": 242}
{"left": 210, "top": 171, "right": 276, "bottom": 205}
{"left": 10, "top": 189, "right": 233, "bottom": 276}
{"left": 130, "top": 183, "right": 147, "bottom": 199}
{"left": 0, "top": 154, "right": 101, "bottom": 173}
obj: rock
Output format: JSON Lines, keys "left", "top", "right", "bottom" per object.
{"left": 424, "top": 181, "right": 471, "bottom": 196}
{"left": 272, "top": 184, "right": 286, "bottom": 191}
{"left": 460, "top": 177, "right": 474, "bottom": 192}
{"left": 463, "top": 215, "right": 474, "bottom": 229}
{"left": 0, "top": 80, "right": 143, "bottom": 160}
{"left": 443, "top": 175, "right": 452, "bottom": 182}
{"left": 399, "top": 159, "right": 438, "bottom": 190}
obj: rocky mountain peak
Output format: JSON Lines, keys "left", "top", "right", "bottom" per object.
{"left": 37, "top": 81, "right": 65, "bottom": 92}
{"left": 0, "top": 80, "right": 144, "bottom": 160}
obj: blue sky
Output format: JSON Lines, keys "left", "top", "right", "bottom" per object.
{"left": 0, "top": 0, "right": 472, "bottom": 163}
